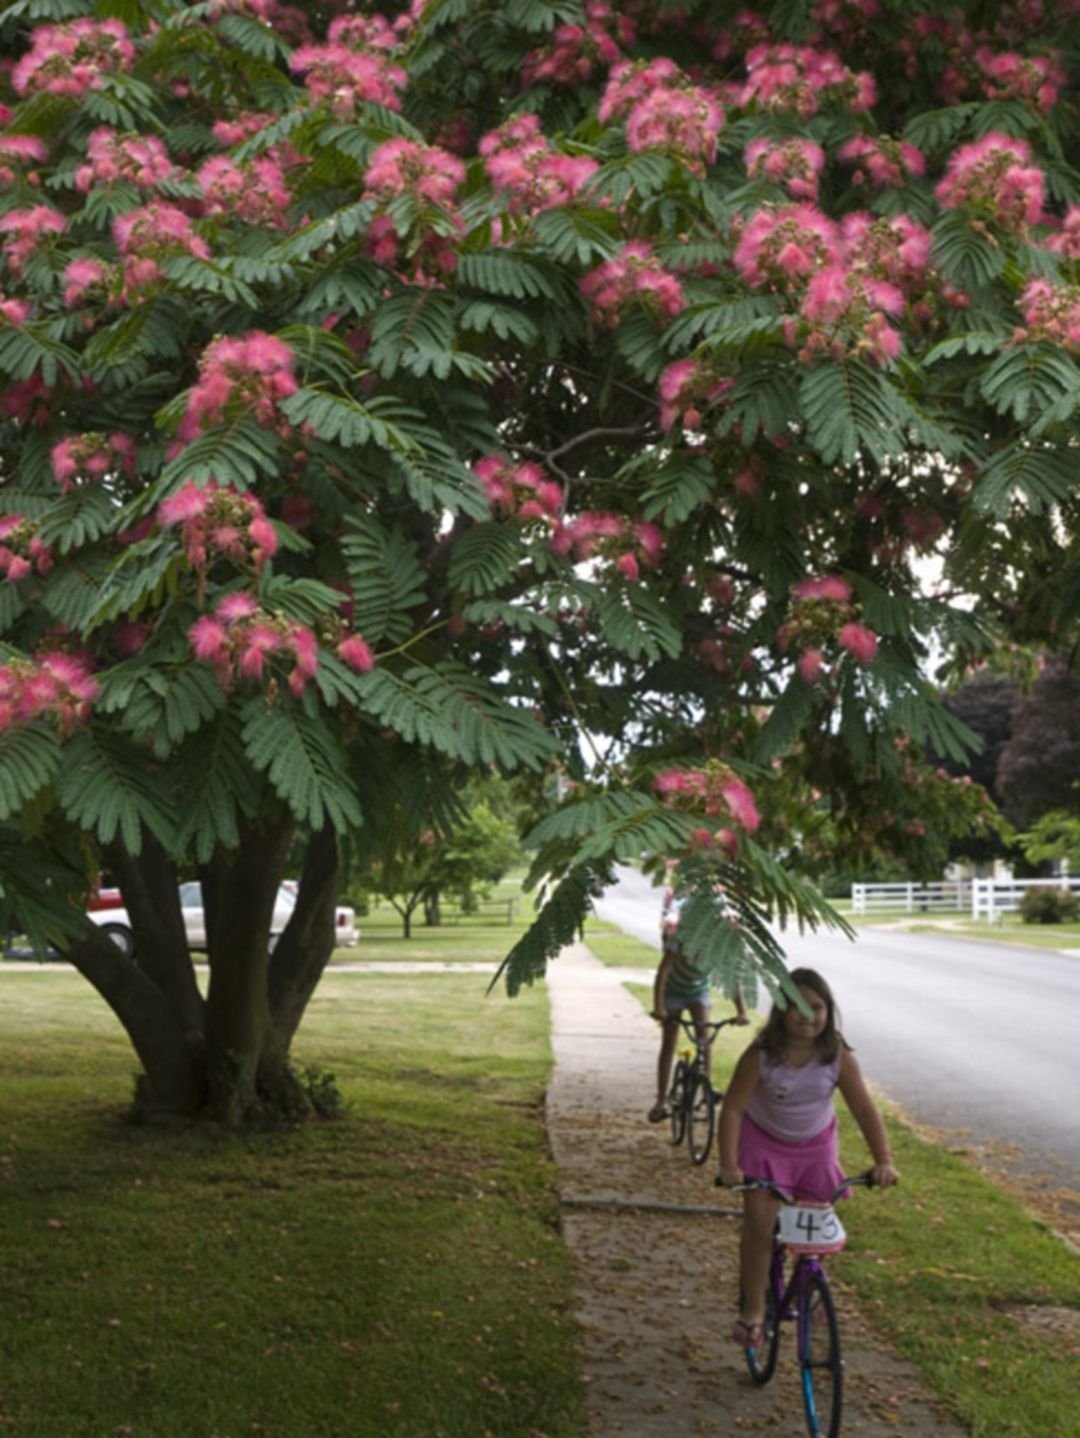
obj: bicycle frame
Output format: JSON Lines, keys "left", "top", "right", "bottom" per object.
{"left": 666, "top": 1016, "right": 738, "bottom": 1164}
{"left": 732, "top": 1175, "right": 874, "bottom": 1438}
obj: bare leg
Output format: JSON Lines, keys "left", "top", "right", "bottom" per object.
{"left": 739, "top": 1189, "right": 780, "bottom": 1329}
{"left": 687, "top": 997, "right": 711, "bottom": 1084}
{"left": 654, "top": 1013, "right": 680, "bottom": 1109}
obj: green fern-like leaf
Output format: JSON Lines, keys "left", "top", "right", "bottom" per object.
{"left": 457, "top": 251, "right": 560, "bottom": 302}
{"left": 635, "top": 453, "right": 715, "bottom": 526}
{"left": 355, "top": 663, "right": 559, "bottom": 770}
{"left": 278, "top": 387, "right": 422, "bottom": 452}
{"left": 157, "top": 419, "right": 284, "bottom": 491}
{"left": 448, "top": 522, "right": 524, "bottom": 597}
{"left": 799, "top": 362, "right": 907, "bottom": 466}
{"left": 931, "top": 210, "right": 1007, "bottom": 290}
{"left": 531, "top": 207, "right": 621, "bottom": 267}
{"left": 461, "top": 599, "right": 558, "bottom": 638}
{"left": 54, "top": 729, "right": 176, "bottom": 852}
{"left": 0, "top": 724, "right": 63, "bottom": 822}
{"left": 0, "top": 321, "right": 80, "bottom": 386}
{"left": 753, "top": 678, "right": 818, "bottom": 763}
{"left": 36, "top": 489, "right": 118, "bottom": 553}
{"left": 172, "top": 712, "right": 266, "bottom": 863}
{"left": 594, "top": 584, "right": 682, "bottom": 662}
{"left": 241, "top": 699, "right": 363, "bottom": 831}
{"left": 979, "top": 343, "right": 1080, "bottom": 424}
{"left": 457, "top": 298, "right": 540, "bottom": 345}
{"left": 492, "top": 862, "right": 612, "bottom": 996}
{"left": 974, "top": 442, "right": 1078, "bottom": 517}
{"left": 341, "top": 515, "right": 429, "bottom": 644}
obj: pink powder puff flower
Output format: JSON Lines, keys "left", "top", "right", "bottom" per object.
{"left": 838, "top": 621, "right": 878, "bottom": 664}
{"left": 237, "top": 623, "right": 280, "bottom": 680}
{"left": 793, "top": 575, "right": 852, "bottom": 602}
{"left": 217, "top": 592, "right": 259, "bottom": 624}
{"left": 797, "top": 648, "right": 826, "bottom": 684}
{"left": 159, "top": 481, "right": 212, "bottom": 527}
{"left": 615, "top": 552, "right": 640, "bottom": 582}
{"left": 0, "top": 298, "right": 30, "bottom": 325}
{"left": 189, "top": 614, "right": 227, "bottom": 661}
{"left": 721, "top": 777, "right": 761, "bottom": 832}
{"left": 338, "top": 634, "right": 375, "bottom": 672}
{"left": 935, "top": 132, "right": 1045, "bottom": 232}
{"left": 12, "top": 18, "right": 135, "bottom": 100}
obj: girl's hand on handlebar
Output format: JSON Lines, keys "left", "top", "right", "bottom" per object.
{"left": 716, "top": 1163, "right": 743, "bottom": 1189}
{"left": 870, "top": 1159, "right": 899, "bottom": 1188}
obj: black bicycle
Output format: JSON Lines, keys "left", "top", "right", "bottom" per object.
{"left": 666, "top": 1016, "right": 738, "bottom": 1165}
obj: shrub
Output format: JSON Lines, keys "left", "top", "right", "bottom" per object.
{"left": 1018, "top": 887, "right": 1080, "bottom": 924}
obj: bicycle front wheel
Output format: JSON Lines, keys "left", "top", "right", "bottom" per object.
{"left": 799, "top": 1271, "right": 842, "bottom": 1438}
{"left": 687, "top": 1072, "right": 715, "bottom": 1165}
{"left": 669, "top": 1060, "right": 688, "bottom": 1145}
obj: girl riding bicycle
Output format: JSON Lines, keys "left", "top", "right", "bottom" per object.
{"left": 716, "top": 967, "right": 898, "bottom": 1347}
{"left": 648, "top": 867, "right": 748, "bottom": 1123}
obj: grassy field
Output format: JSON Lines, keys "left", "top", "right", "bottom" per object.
{"left": 829, "top": 901, "right": 1080, "bottom": 950}
{"left": 0, "top": 965, "right": 582, "bottom": 1438}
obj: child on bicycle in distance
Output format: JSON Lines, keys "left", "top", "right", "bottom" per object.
{"left": 648, "top": 864, "right": 748, "bottom": 1123}
{"left": 716, "top": 967, "right": 898, "bottom": 1346}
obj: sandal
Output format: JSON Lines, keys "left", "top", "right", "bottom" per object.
{"left": 731, "top": 1319, "right": 765, "bottom": 1348}
{"left": 647, "top": 1104, "right": 668, "bottom": 1123}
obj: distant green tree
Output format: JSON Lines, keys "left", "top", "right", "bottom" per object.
{"left": 997, "top": 663, "right": 1080, "bottom": 830}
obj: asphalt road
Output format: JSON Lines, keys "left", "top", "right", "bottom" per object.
{"left": 593, "top": 865, "right": 1080, "bottom": 1191}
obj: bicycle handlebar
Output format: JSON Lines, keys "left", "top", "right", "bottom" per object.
{"left": 717, "top": 1172, "right": 880, "bottom": 1201}
{"left": 673, "top": 1015, "right": 741, "bottom": 1043}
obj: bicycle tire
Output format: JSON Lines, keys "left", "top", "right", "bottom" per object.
{"left": 669, "top": 1059, "right": 688, "bottom": 1145}
{"left": 744, "top": 1256, "right": 782, "bottom": 1385}
{"left": 799, "top": 1270, "right": 843, "bottom": 1438}
{"left": 687, "top": 1071, "right": 715, "bottom": 1165}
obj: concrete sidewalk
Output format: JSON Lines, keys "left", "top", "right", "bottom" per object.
{"left": 544, "top": 941, "right": 966, "bottom": 1437}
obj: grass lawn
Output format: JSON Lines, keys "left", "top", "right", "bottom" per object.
{"left": 0, "top": 965, "right": 582, "bottom": 1438}
{"left": 336, "top": 877, "right": 533, "bottom": 965}
{"left": 829, "top": 900, "right": 1080, "bottom": 950}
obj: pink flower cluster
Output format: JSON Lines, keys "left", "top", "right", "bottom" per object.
{"left": 63, "top": 256, "right": 110, "bottom": 308}
{"left": 739, "top": 43, "right": 876, "bottom": 119}
{"left": 521, "top": 2, "right": 632, "bottom": 88}
{"left": 599, "top": 59, "right": 724, "bottom": 174}
{"left": 744, "top": 138, "right": 825, "bottom": 201}
{"left": 363, "top": 139, "right": 465, "bottom": 276}
{"left": 733, "top": 203, "right": 841, "bottom": 294}
{"left": 0, "top": 296, "right": 30, "bottom": 325}
{"left": 972, "top": 46, "right": 1066, "bottom": 113}
{"left": 0, "top": 515, "right": 54, "bottom": 584}
{"left": 553, "top": 512, "right": 663, "bottom": 582}
{"left": 197, "top": 154, "right": 291, "bottom": 228}
{"left": 778, "top": 575, "right": 879, "bottom": 681}
{"left": 1014, "top": 279, "right": 1080, "bottom": 352}
{"left": 177, "top": 332, "right": 296, "bottom": 441}
{"left": 837, "top": 134, "right": 925, "bottom": 189}
{"left": 654, "top": 763, "right": 762, "bottom": 836}
{"left": 812, "top": 0, "right": 882, "bottom": 47}
{"left": 479, "top": 115, "right": 599, "bottom": 217}
{"left": 51, "top": 432, "right": 136, "bottom": 493}
{"left": 0, "top": 651, "right": 99, "bottom": 734}
{"left": 11, "top": 18, "right": 135, "bottom": 100}
{"left": 935, "top": 133, "right": 1045, "bottom": 233}
{"left": 1044, "top": 204, "right": 1080, "bottom": 259}
{"left": 580, "top": 241, "right": 684, "bottom": 327}
{"left": 658, "top": 357, "right": 732, "bottom": 432}
{"left": 0, "top": 134, "right": 48, "bottom": 189}
{"left": 75, "top": 129, "right": 175, "bottom": 193}
{"left": 211, "top": 112, "right": 275, "bottom": 147}
{"left": 113, "top": 203, "right": 211, "bottom": 299}
{"left": 0, "top": 206, "right": 65, "bottom": 273}
{"left": 189, "top": 593, "right": 318, "bottom": 697}
{"left": 473, "top": 455, "right": 563, "bottom": 525}
{"left": 158, "top": 482, "right": 278, "bottom": 574}
{"left": 289, "top": 40, "right": 407, "bottom": 118}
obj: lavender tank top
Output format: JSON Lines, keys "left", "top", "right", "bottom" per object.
{"left": 746, "top": 1048, "right": 840, "bottom": 1143}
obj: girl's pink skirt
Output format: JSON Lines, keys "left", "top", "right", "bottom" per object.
{"left": 738, "top": 1113, "right": 846, "bottom": 1201}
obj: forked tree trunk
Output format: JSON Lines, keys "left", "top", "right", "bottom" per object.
{"left": 65, "top": 815, "right": 341, "bottom": 1125}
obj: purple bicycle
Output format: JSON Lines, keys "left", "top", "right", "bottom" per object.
{"left": 730, "top": 1173, "right": 878, "bottom": 1438}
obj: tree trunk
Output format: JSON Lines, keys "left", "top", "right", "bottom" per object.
{"left": 202, "top": 815, "right": 294, "bottom": 1124}
{"left": 268, "top": 823, "right": 339, "bottom": 1050}
{"left": 423, "top": 890, "right": 441, "bottom": 926}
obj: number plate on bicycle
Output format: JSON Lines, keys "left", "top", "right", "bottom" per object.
{"left": 778, "top": 1202, "right": 846, "bottom": 1253}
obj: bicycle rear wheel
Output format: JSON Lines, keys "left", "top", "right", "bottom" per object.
{"left": 799, "top": 1271, "right": 842, "bottom": 1438}
{"left": 744, "top": 1259, "right": 782, "bottom": 1385}
{"left": 669, "top": 1059, "right": 688, "bottom": 1144}
{"left": 687, "top": 1071, "right": 715, "bottom": 1165}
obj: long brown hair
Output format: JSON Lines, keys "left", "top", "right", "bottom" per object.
{"left": 757, "top": 967, "right": 847, "bottom": 1064}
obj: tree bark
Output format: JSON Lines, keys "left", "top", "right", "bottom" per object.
{"left": 268, "top": 823, "right": 339, "bottom": 1049}
{"left": 202, "top": 815, "right": 294, "bottom": 1123}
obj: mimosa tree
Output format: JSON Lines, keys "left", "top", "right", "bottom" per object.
{"left": 0, "top": 0, "right": 1074, "bottom": 1119}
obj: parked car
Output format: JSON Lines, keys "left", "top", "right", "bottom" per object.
{"left": 88, "top": 883, "right": 358, "bottom": 954}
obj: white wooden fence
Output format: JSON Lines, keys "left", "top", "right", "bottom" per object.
{"left": 852, "top": 875, "right": 1080, "bottom": 920}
